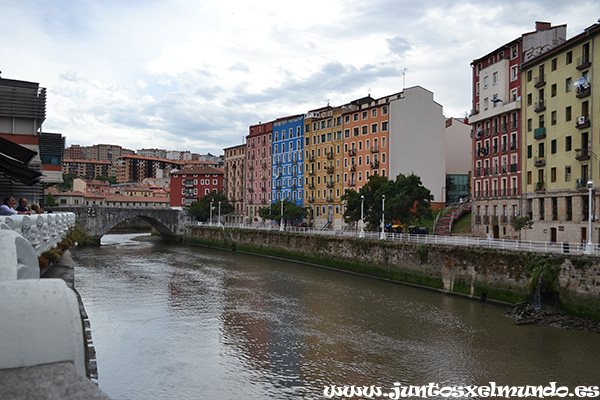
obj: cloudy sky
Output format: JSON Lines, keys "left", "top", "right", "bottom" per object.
{"left": 1, "top": 1, "right": 597, "bottom": 155}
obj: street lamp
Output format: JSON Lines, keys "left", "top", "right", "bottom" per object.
{"left": 279, "top": 196, "right": 284, "bottom": 231}
{"left": 359, "top": 195, "right": 365, "bottom": 238}
{"left": 585, "top": 180, "right": 594, "bottom": 254}
{"left": 218, "top": 201, "right": 221, "bottom": 227}
{"left": 209, "top": 199, "right": 214, "bottom": 226}
{"left": 380, "top": 194, "right": 386, "bottom": 240}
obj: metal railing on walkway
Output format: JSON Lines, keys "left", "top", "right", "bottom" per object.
{"left": 196, "top": 221, "right": 596, "bottom": 256}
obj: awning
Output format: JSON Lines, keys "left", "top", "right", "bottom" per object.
{"left": 0, "top": 137, "right": 42, "bottom": 185}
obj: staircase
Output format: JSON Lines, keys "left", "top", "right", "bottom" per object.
{"left": 433, "top": 199, "right": 472, "bottom": 236}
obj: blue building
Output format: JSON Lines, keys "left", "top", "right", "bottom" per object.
{"left": 272, "top": 115, "right": 304, "bottom": 206}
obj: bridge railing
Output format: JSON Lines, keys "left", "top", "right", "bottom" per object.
{"left": 0, "top": 213, "right": 76, "bottom": 256}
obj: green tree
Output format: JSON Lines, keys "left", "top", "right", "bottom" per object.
{"left": 57, "top": 173, "right": 77, "bottom": 191}
{"left": 94, "top": 175, "right": 117, "bottom": 185}
{"left": 512, "top": 216, "right": 533, "bottom": 240}
{"left": 342, "top": 173, "right": 433, "bottom": 230}
{"left": 45, "top": 193, "right": 56, "bottom": 207}
{"left": 188, "top": 192, "right": 233, "bottom": 222}
{"left": 258, "top": 200, "right": 308, "bottom": 226}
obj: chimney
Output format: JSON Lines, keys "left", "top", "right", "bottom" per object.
{"left": 535, "top": 21, "right": 551, "bottom": 31}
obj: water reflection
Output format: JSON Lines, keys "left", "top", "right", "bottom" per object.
{"left": 74, "top": 234, "right": 600, "bottom": 400}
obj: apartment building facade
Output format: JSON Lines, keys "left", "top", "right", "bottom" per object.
{"left": 62, "top": 159, "right": 112, "bottom": 178}
{"left": 245, "top": 121, "right": 272, "bottom": 220}
{"left": 521, "top": 21, "right": 599, "bottom": 243}
{"left": 223, "top": 144, "right": 246, "bottom": 222}
{"left": 116, "top": 154, "right": 184, "bottom": 183}
{"left": 169, "top": 165, "right": 224, "bottom": 207}
{"left": 470, "top": 22, "right": 567, "bottom": 238}
{"left": 303, "top": 107, "right": 344, "bottom": 228}
{"left": 272, "top": 115, "right": 304, "bottom": 206}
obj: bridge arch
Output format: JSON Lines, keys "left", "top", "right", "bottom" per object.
{"left": 54, "top": 207, "right": 190, "bottom": 243}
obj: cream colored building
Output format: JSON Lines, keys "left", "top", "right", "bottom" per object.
{"left": 521, "top": 21, "right": 599, "bottom": 244}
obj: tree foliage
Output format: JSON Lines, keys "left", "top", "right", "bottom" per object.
{"left": 512, "top": 216, "right": 533, "bottom": 233}
{"left": 342, "top": 174, "right": 433, "bottom": 230}
{"left": 188, "top": 192, "right": 233, "bottom": 222}
{"left": 258, "top": 200, "right": 309, "bottom": 225}
{"left": 94, "top": 175, "right": 117, "bottom": 185}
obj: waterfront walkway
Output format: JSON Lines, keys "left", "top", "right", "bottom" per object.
{"left": 205, "top": 222, "right": 596, "bottom": 256}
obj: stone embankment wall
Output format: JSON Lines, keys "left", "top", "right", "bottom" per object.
{"left": 185, "top": 227, "right": 600, "bottom": 319}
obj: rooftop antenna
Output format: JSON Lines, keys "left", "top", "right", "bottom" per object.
{"left": 368, "top": 88, "right": 371, "bottom": 97}
{"left": 402, "top": 68, "right": 407, "bottom": 88}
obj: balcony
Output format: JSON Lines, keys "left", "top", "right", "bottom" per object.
{"left": 326, "top": 196, "right": 334, "bottom": 202}
{"left": 327, "top": 181, "right": 334, "bottom": 188}
{"left": 309, "top": 156, "right": 315, "bottom": 162}
{"left": 309, "top": 170, "right": 315, "bottom": 176}
{"left": 349, "top": 181, "right": 356, "bottom": 187}
{"left": 576, "top": 148, "right": 591, "bottom": 161}
{"left": 370, "top": 161, "right": 380, "bottom": 169}
{"left": 308, "top": 197, "right": 315, "bottom": 203}
{"left": 348, "top": 149, "right": 356, "bottom": 157}
{"left": 326, "top": 167, "right": 334, "bottom": 174}
{"left": 534, "top": 127, "right": 546, "bottom": 139}
{"left": 534, "top": 75, "right": 546, "bottom": 88}
{"left": 576, "top": 85, "right": 591, "bottom": 98}
{"left": 534, "top": 157, "right": 545, "bottom": 167}
{"left": 510, "top": 163, "right": 518, "bottom": 173}
{"left": 327, "top": 152, "right": 334, "bottom": 160}
{"left": 534, "top": 99, "right": 546, "bottom": 112}
{"left": 576, "top": 116, "right": 590, "bottom": 129}
{"left": 576, "top": 56, "right": 591, "bottom": 71}
{"left": 535, "top": 181, "right": 545, "bottom": 192}
{"left": 350, "top": 165, "right": 356, "bottom": 172}
{"left": 371, "top": 146, "right": 379, "bottom": 153}
{"left": 308, "top": 184, "right": 315, "bottom": 189}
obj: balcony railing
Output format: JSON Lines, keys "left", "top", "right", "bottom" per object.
{"left": 576, "top": 56, "right": 591, "bottom": 71}
{"left": 576, "top": 149, "right": 591, "bottom": 161}
{"left": 535, "top": 181, "right": 545, "bottom": 192}
{"left": 327, "top": 167, "right": 334, "bottom": 174}
{"left": 371, "top": 146, "right": 379, "bottom": 153}
{"left": 534, "top": 75, "right": 546, "bottom": 88}
{"left": 534, "top": 127, "right": 546, "bottom": 139}
{"left": 576, "top": 116, "right": 590, "bottom": 129}
{"left": 371, "top": 161, "right": 380, "bottom": 169}
{"left": 534, "top": 157, "right": 546, "bottom": 167}
{"left": 534, "top": 99, "right": 546, "bottom": 112}
{"left": 348, "top": 149, "right": 356, "bottom": 156}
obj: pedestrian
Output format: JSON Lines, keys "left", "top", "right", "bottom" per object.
{"left": 0, "top": 196, "right": 30, "bottom": 215}
{"left": 459, "top": 197, "right": 463, "bottom": 205}
{"left": 31, "top": 203, "right": 44, "bottom": 214}
{"left": 16, "top": 198, "right": 30, "bottom": 212}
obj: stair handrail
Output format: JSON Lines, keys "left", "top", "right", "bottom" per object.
{"left": 448, "top": 197, "right": 472, "bottom": 233}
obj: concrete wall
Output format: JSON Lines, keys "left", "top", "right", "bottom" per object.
{"left": 186, "top": 226, "right": 600, "bottom": 318}
{"left": 388, "top": 86, "right": 446, "bottom": 203}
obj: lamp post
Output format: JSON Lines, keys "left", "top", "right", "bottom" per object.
{"left": 279, "top": 197, "right": 284, "bottom": 231}
{"left": 359, "top": 195, "right": 365, "bottom": 238}
{"left": 218, "top": 201, "right": 221, "bottom": 227}
{"left": 380, "top": 194, "right": 386, "bottom": 240}
{"left": 585, "top": 180, "right": 594, "bottom": 254}
{"left": 209, "top": 199, "right": 214, "bottom": 226}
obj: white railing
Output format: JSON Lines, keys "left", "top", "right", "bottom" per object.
{"left": 0, "top": 212, "right": 76, "bottom": 256}
{"left": 199, "top": 222, "right": 596, "bottom": 256}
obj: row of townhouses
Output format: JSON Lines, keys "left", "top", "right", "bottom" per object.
{"left": 471, "top": 20, "right": 599, "bottom": 244}
{"left": 222, "top": 85, "right": 466, "bottom": 229}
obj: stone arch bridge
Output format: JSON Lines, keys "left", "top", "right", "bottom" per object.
{"left": 53, "top": 206, "right": 192, "bottom": 243}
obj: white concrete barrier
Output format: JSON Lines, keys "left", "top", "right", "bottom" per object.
{"left": 0, "top": 212, "right": 76, "bottom": 256}
{"left": 0, "top": 279, "right": 86, "bottom": 376}
{"left": 0, "top": 230, "right": 39, "bottom": 280}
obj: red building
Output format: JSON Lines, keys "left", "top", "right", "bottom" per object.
{"left": 169, "top": 165, "right": 224, "bottom": 206}
{"left": 470, "top": 22, "right": 566, "bottom": 239}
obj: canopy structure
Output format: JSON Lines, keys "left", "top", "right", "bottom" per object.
{"left": 0, "top": 137, "right": 42, "bottom": 186}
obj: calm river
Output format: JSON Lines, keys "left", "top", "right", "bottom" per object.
{"left": 74, "top": 233, "right": 600, "bottom": 399}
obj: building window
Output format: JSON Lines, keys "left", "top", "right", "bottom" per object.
{"left": 551, "top": 58, "right": 557, "bottom": 71}
{"left": 566, "top": 51, "right": 572, "bottom": 65}
{"left": 371, "top": 123, "right": 378, "bottom": 133}
{"left": 551, "top": 139, "right": 557, "bottom": 154}
{"left": 566, "top": 77, "right": 572, "bottom": 92}
{"left": 527, "top": 70, "right": 532, "bottom": 82}
{"left": 551, "top": 83, "right": 557, "bottom": 97}
{"left": 565, "top": 166, "right": 571, "bottom": 182}
{"left": 566, "top": 106, "right": 572, "bottom": 121}
{"left": 565, "top": 136, "right": 572, "bottom": 151}
{"left": 551, "top": 111, "right": 557, "bottom": 126}
{"left": 382, "top": 121, "right": 388, "bottom": 131}
{"left": 551, "top": 167, "right": 557, "bottom": 182}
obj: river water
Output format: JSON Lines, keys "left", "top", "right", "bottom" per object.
{"left": 73, "top": 233, "right": 600, "bottom": 400}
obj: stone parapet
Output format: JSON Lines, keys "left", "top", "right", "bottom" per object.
{"left": 0, "top": 212, "right": 76, "bottom": 256}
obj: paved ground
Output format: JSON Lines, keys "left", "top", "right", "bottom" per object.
{"left": 0, "top": 362, "right": 110, "bottom": 400}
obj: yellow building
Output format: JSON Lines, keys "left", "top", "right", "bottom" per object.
{"left": 521, "top": 21, "right": 599, "bottom": 244}
{"left": 303, "top": 106, "right": 345, "bottom": 229}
